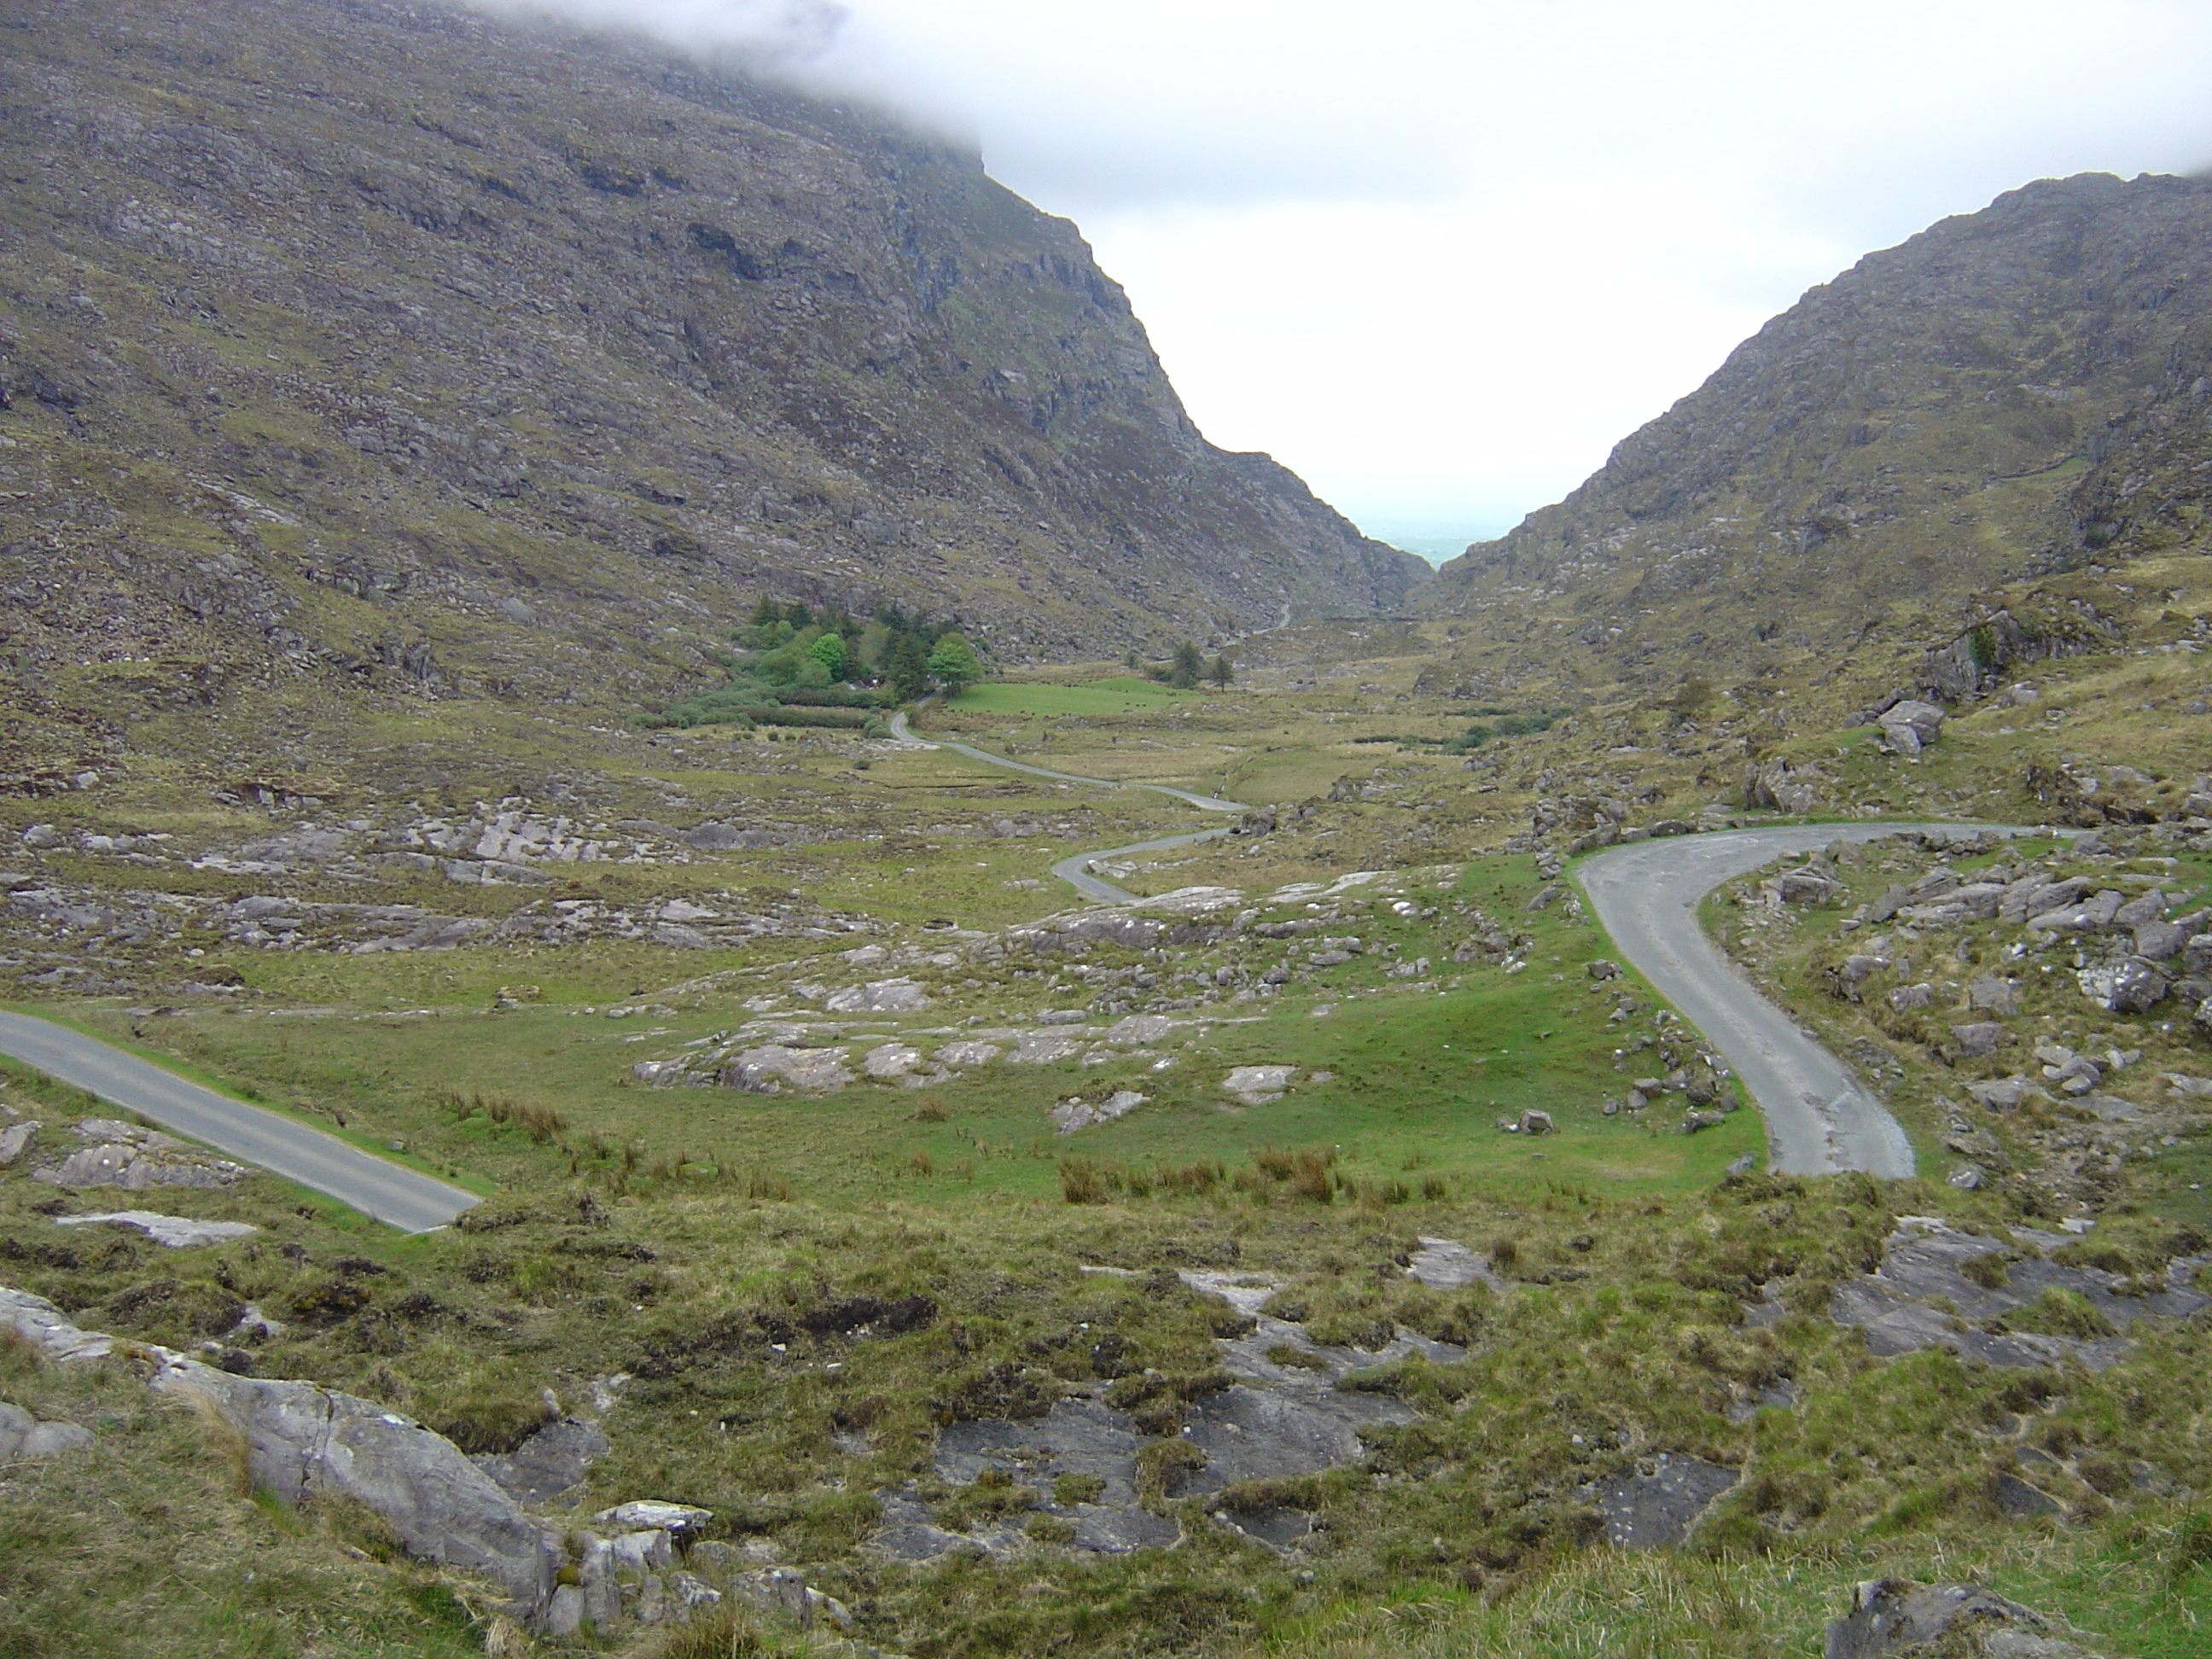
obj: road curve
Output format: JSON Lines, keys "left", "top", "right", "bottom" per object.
{"left": 0, "top": 1010, "right": 480, "bottom": 1232}
{"left": 1577, "top": 823, "right": 2026, "bottom": 1178}
{"left": 888, "top": 710, "right": 1249, "bottom": 901}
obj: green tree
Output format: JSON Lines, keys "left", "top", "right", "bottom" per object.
{"left": 927, "top": 632, "right": 984, "bottom": 693}
{"left": 1208, "top": 653, "right": 1232, "bottom": 689}
{"left": 1167, "top": 639, "right": 1203, "bottom": 690}
{"left": 806, "top": 630, "right": 848, "bottom": 682}
{"left": 883, "top": 632, "right": 930, "bottom": 700}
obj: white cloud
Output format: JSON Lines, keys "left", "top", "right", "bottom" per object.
{"left": 474, "top": 0, "right": 2212, "bottom": 540}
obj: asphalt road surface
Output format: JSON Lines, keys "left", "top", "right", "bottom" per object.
{"left": 1577, "top": 824, "right": 2029, "bottom": 1177}
{"left": 0, "top": 1009, "right": 481, "bottom": 1232}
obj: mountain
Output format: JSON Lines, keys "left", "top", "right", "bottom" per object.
{"left": 1419, "top": 172, "right": 2212, "bottom": 715}
{"left": 0, "top": 0, "right": 1425, "bottom": 758}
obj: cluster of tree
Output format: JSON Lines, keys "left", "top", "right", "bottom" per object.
{"left": 643, "top": 599, "right": 989, "bottom": 728}
{"left": 1126, "top": 640, "right": 1232, "bottom": 689}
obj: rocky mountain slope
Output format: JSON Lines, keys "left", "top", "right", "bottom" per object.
{"left": 0, "top": 0, "right": 1423, "bottom": 774}
{"left": 1421, "top": 172, "right": 2212, "bottom": 718}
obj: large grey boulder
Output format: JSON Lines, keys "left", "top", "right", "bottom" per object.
{"left": 2075, "top": 957, "right": 2168, "bottom": 1014}
{"left": 1878, "top": 701, "right": 1947, "bottom": 755}
{"left": 153, "top": 1359, "right": 563, "bottom": 1622}
{"left": 0, "top": 1120, "right": 38, "bottom": 1167}
{"left": 718, "top": 1045, "right": 853, "bottom": 1093}
{"left": 0, "top": 1400, "right": 95, "bottom": 1460}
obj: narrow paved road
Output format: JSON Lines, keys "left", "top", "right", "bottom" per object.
{"left": 888, "top": 710, "right": 1248, "bottom": 900}
{"left": 897, "top": 705, "right": 1965, "bottom": 1177}
{"left": 0, "top": 1010, "right": 480, "bottom": 1232}
{"left": 1576, "top": 824, "right": 2027, "bottom": 1178}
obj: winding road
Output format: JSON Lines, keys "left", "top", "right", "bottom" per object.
{"left": 0, "top": 712, "right": 1997, "bottom": 1207}
{"left": 896, "top": 709, "right": 1993, "bottom": 1177}
{"left": 0, "top": 1010, "right": 480, "bottom": 1232}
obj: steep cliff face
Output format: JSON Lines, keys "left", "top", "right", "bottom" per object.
{"left": 1422, "top": 172, "right": 2212, "bottom": 703}
{"left": 0, "top": 0, "right": 1424, "bottom": 734}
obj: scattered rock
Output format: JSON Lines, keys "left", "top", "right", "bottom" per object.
{"left": 2076, "top": 957, "right": 2168, "bottom": 1014}
{"left": 30, "top": 1121, "right": 247, "bottom": 1190}
{"left": 824, "top": 978, "right": 928, "bottom": 1014}
{"left": 0, "top": 1401, "right": 94, "bottom": 1460}
{"left": 1594, "top": 1455, "right": 1738, "bottom": 1549}
{"left": 595, "top": 1500, "right": 713, "bottom": 1538}
{"left": 935, "top": 1039, "right": 1002, "bottom": 1068}
{"left": 1948, "top": 1022, "right": 2005, "bottom": 1058}
{"left": 50, "top": 1211, "right": 259, "bottom": 1248}
{"left": 719, "top": 1046, "right": 853, "bottom": 1093}
{"left": 1223, "top": 1066, "right": 1296, "bottom": 1103}
{"left": 1051, "top": 1091, "right": 1149, "bottom": 1135}
{"left": 0, "top": 1120, "right": 38, "bottom": 1166}
{"left": 863, "top": 1044, "right": 923, "bottom": 1080}
{"left": 1516, "top": 1109, "right": 1555, "bottom": 1136}
{"left": 1821, "top": 1579, "right": 2106, "bottom": 1659}
{"left": 1009, "top": 1031, "right": 1083, "bottom": 1065}
{"left": 1877, "top": 700, "right": 1947, "bottom": 756}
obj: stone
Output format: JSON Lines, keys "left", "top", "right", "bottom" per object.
{"left": 610, "top": 1529, "right": 675, "bottom": 1572}
{"left": 1596, "top": 1455, "right": 1738, "bottom": 1549}
{"left": 1103, "top": 1014, "right": 1173, "bottom": 1045}
{"left": 155, "top": 1358, "right": 564, "bottom": 1624}
{"left": 1821, "top": 1580, "right": 2104, "bottom": 1659}
{"left": 596, "top": 1500, "right": 713, "bottom": 1535}
{"left": 935, "top": 1040, "right": 1002, "bottom": 1068}
{"left": 0, "top": 1410, "right": 93, "bottom": 1458}
{"left": 472, "top": 1417, "right": 610, "bottom": 1506}
{"left": 1879, "top": 700, "right": 1947, "bottom": 752}
{"left": 1051, "top": 1091, "right": 1149, "bottom": 1134}
{"left": 862, "top": 1043, "right": 923, "bottom": 1080}
{"left": 1009, "top": 1031, "right": 1083, "bottom": 1064}
{"left": 34, "top": 1140, "right": 248, "bottom": 1190}
{"left": 2112, "top": 888, "right": 2170, "bottom": 928}
{"left": 824, "top": 977, "right": 929, "bottom": 1013}
{"left": 1516, "top": 1109, "right": 1555, "bottom": 1136}
{"left": 718, "top": 1045, "right": 853, "bottom": 1093}
{"left": 0, "top": 1120, "right": 38, "bottom": 1166}
{"left": 2075, "top": 958, "right": 2168, "bottom": 1014}
{"left": 1949, "top": 1023, "right": 2005, "bottom": 1058}
{"left": 1683, "top": 1109, "right": 1727, "bottom": 1133}
{"left": 1223, "top": 1065, "right": 1296, "bottom": 1103}
{"left": 1973, "top": 1079, "right": 2034, "bottom": 1119}
{"left": 1745, "top": 756, "right": 1827, "bottom": 815}
{"left": 1968, "top": 977, "right": 2022, "bottom": 1014}
{"left": 1888, "top": 983, "right": 1934, "bottom": 1010}
{"left": 2133, "top": 919, "right": 2190, "bottom": 960}
{"left": 1587, "top": 959, "right": 1621, "bottom": 980}
{"left": 1947, "top": 1166, "right": 1984, "bottom": 1191}
{"left": 1778, "top": 870, "right": 1840, "bottom": 904}
{"left": 51, "top": 1211, "right": 259, "bottom": 1248}
{"left": 2026, "top": 890, "right": 2126, "bottom": 934}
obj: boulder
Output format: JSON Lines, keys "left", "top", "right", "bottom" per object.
{"left": 824, "top": 978, "right": 928, "bottom": 1013}
{"left": 1223, "top": 1066, "right": 1296, "bottom": 1103}
{"left": 935, "top": 1040, "right": 1002, "bottom": 1068}
{"left": 1822, "top": 1579, "right": 2105, "bottom": 1659}
{"left": 2133, "top": 919, "right": 2190, "bottom": 961}
{"left": 154, "top": 1359, "right": 563, "bottom": 1624}
{"left": 0, "top": 1401, "right": 94, "bottom": 1460}
{"left": 1008, "top": 1031, "right": 1083, "bottom": 1065}
{"left": 1778, "top": 870, "right": 1840, "bottom": 904}
{"left": 50, "top": 1211, "right": 259, "bottom": 1249}
{"left": 718, "top": 1046, "right": 853, "bottom": 1093}
{"left": 2026, "top": 890, "right": 2126, "bottom": 934}
{"left": 1888, "top": 984, "right": 1934, "bottom": 1010}
{"left": 1965, "top": 1077, "right": 2044, "bottom": 1112}
{"left": 1051, "top": 1091, "right": 1150, "bottom": 1135}
{"left": 0, "top": 1120, "right": 38, "bottom": 1167}
{"left": 862, "top": 1044, "right": 923, "bottom": 1080}
{"left": 1877, "top": 700, "right": 1947, "bottom": 754}
{"left": 1597, "top": 1455, "right": 1738, "bottom": 1549}
{"left": 1516, "top": 1109, "right": 1555, "bottom": 1136}
{"left": 2075, "top": 958, "right": 2168, "bottom": 1014}
{"left": 595, "top": 1500, "right": 713, "bottom": 1537}
{"left": 1948, "top": 1023, "right": 2005, "bottom": 1058}
{"left": 1745, "top": 757, "right": 1827, "bottom": 815}
{"left": 1967, "top": 977, "right": 2021, "bottom": 1014}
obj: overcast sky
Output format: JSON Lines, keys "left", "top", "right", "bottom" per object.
{"left": 489, "top": 0, "right": 2212, "bottom": 550}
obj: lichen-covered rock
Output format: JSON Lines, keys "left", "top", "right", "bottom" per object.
{"left": 823, "top": 979, "right": 928, "bottom": 1014}
{"left": 1822, "top": 1579, "right": 2106, "bottom": 1659}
